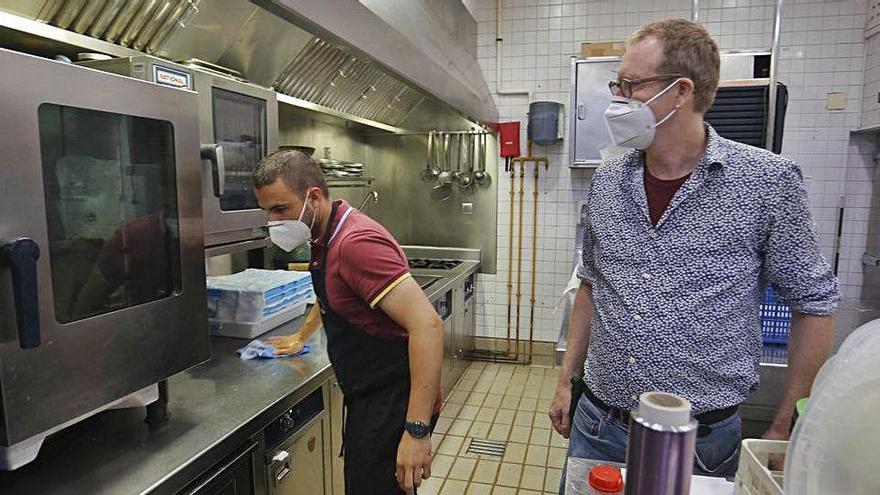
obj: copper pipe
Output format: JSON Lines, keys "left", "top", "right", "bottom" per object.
{"left": 505, "top": 161, "right": 516, "bottom": 353}
{"left": 514, "top": 159, "right": 525, "bottom": 359}
{"left": 511, "top": 140, "right": 548, "bottom": 364}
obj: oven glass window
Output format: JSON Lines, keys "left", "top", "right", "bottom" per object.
{"left": 212, "top": 87, "right": 266, "bottom": 211}
{"left": 38, "top": 104, "right": 181, "bottom": 323}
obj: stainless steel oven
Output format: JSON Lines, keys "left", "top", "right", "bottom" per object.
{"left": 77, "top": 55, "right": 279, "bottom": 248}
{"left": 185, "top": 61, "right": 279, "bottom": 247}
{"left": 0, "top": 48, "right": 208, "bottom": 469}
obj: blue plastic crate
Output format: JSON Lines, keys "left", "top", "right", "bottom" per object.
{"left": 761, "top": 286, "right": 791, "bottom": 344}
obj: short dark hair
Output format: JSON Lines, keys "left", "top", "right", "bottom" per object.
{"left": 252, "top": 150, "right": 329, "bottom": 197}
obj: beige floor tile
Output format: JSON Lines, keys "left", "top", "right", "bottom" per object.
{"left": 502, "top": 442, "right": 527, "bottom": 464}
{"left": 532, "top": 413, "right": 552, "bottom": 430}
{"left": 514, "top": 410, "right": 535, "bottom": 426}
{"left": 490, "top": 383, "right": 509, "bottom": 395}
{"left": 500, "top": 395, "right": 521, "bottom": 410}
{"left": 450, "top": 419, "right": 474, "bottom": 437}
{"left": 526, "top": 377, "right": 543, "bottom": 388}
{"left": 478, "top": 406, "right": 498, "bottom": 422}
{"left": 466, "top": 483, "right": 493, "bottom": 495}
{"left": 536, "top": 398, "right": 552, "bottom": 412}
{"left": 473, "top": 381, "right": 492, "bottom": 394}
{"left": 449, "top": 457, "right": 477, "bottom": 480}
{"left": 520, "top": 465, "right": 546, "bottom": 491}
{"left": 509, "top": 425, "right": 532, "bottom": 443}
{"left": 508, "top": 384, "right": 526, "bottom": 395}
{"left": 488, "top": 422, "right": 512, "bottom": 441}
{"left": 522, "top": 386, "right": 541, "bottom": 399}
{"left": 449, "top": 389, "right": 470, "bottom": 404}
{"left": 434, "top": 416, "right": 453, "bottom": 434}
{"left": 440, "top": 479, "right": 468, "bottom": 495}
{"left": 469, "top": 421, "right": 492, "bottom": 438}
{"left": 417, "top": 475, "right": 443, "bottom": 495}
{"left": 550, "top": 432, "right": 568, "bottom": 449}
{"left": 464, "top": 369, "right": 483, "bottom": 380}
{"left": 525, "top": 445, "right": 548, "bottom": 466}
{"left": 544, "top": 467, "right": 562, "bottom": 493}
{"left": 496, "top": 462, "right": 523, "bottom": 487}
{"left": 437, "top": 435, "right": 465, "bottom": 456}
{"left": 483, "top": 393, "right": 503, "bottom": 408}
{"left": 530, "top": 428, "right": 552, "bottom": 446}
{"left": 491, "top": 487, "right": 517, "bottom": 495}
{"left": 472, "top": 459, "right": 500, "bottom": 484}
{"left": 547, "top": 447, "right": 567, "bottom": 469}
{"left": 441, "top": 402, "right": 464, "bottom": 418}
{"left": 518, "top": 397, "right": 538, "bottom": 411}
{"left": 494, "top": 409, "right": 516, "bottom": 425}
{"left": 466, "top": 392, "right": 488, "bottom": 407}
{"left": 431, "top": 454, "right": 456, "bottom": 478}
{"left": 432, "top": 433, "right": 445, "bottom": 449}
{"left": 469, "top": 361, "right": 486, "bottom": 371}
{"left": 458, "top": 405, "right": 480, "bottom": 421}
{"left": 539, "top": 387, "right": 556, "bottom": 400}
{"left": 516, "top": 490, "right": 542, "bottom": 495}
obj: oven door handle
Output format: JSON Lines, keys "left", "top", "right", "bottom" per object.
{"left": 0, "top": 238, "right": 40, "bottom": 349}
{"left": 201, "top": 144, "right": 226, "bottom": 197}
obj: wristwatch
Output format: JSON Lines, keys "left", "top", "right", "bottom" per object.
{"left": 404, "top": 421, "right": 431, "bottom": 439}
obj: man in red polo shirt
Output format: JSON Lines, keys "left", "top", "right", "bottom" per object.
{"left": 253, "top": 150, "right": 443, "bottom": 495}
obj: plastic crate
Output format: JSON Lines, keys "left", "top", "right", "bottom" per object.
{"left": 760, "top": 286, "right": 791, "bottom": 344}
{"left": 734, "top": 439, "right": 786, "bottom": 495}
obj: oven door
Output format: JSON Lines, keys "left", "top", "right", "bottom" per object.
{"left": 192, "top": 70, "right": 278, "bottom": 246}
{"left": 0, "top": 48, "right": 208, "bottom": 459}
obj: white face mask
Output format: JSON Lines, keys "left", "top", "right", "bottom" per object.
{"left": 603, "top": 78, "right": 682, "bottom": 150}
{"left": 268, "top": 199, "right": 316, "bottom": 252}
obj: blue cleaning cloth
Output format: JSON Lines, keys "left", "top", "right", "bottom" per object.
{"left": 236, "top": 339, "right": 312, "bottom": 360}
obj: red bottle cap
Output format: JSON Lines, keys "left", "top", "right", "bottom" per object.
{"left": 588, "top": 465, "right": 624, "bottom": 492}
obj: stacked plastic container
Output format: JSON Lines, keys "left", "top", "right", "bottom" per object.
{"left": 206, "top": 269, "right": 314, "bottom": 338}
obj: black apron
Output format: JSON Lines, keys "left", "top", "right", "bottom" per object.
{"left": 311, "top": 202, "right": 411, "bottom": 495}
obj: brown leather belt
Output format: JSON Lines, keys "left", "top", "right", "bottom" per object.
{"left": 585, "top": 388, "right": 737, "bottom": 436}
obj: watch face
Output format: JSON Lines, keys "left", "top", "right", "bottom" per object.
{"left": 407, "top": 421, "right": 430, "bottom": 438}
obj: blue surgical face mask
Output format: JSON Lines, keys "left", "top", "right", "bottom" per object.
{"left": 603, "top": 78, "right": 682, "bottom": 149}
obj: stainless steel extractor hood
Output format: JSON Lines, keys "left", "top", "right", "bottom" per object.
{"left": 0, "top": 0, "right": 496, "bottom": 126}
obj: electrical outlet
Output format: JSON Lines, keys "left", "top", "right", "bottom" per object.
{"left": 867, "top": 1, "right": 880, "bottom": 38}
{"left": 461, "top": 202, "right": 474, "bottom": 215}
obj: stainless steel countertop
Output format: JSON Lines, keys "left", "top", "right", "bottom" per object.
{"left": 0, "top": 313, "right": 333, "bottom": 495}
{"left": 417, "top": 260, "right": 481, "bottom": 302}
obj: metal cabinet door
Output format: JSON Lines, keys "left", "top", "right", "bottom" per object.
{"left": 328, "top": 379, "right": 345, "bottom": 495}
{"left": 570, "top": 58, "right": 619, "bottom": 167}
{"left": 271, "top": 418, "right": 327, "bottom": 495}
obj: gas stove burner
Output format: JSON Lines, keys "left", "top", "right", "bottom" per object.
{"left": 408, "top": 258, "right": 463, "bottom": 270}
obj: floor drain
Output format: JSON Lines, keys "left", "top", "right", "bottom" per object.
{"left": 466, "top": 438, "right": 506, "bottom": 457}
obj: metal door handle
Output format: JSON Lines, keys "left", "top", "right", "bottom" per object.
{"left": 577, "top": 103, "right": 586, "bottom": 120}
{"left": 0, "top": 238, "right": 40, "bottom": 349}
{"left": 272, "top": 450, "right": 291, "bottom": 483}
{"left": 201, "top": 144, "right": 226, "bottom": 197}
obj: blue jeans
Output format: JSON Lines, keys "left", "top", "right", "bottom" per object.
{"left": 560, "top": 394, "right": 741, "bottom": 494}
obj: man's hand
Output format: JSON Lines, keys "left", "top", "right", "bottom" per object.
{"left": 549, "top": 383, "right": 572, "bottom": 438}
{"left": 761, "top": 425, "right": 789, "bottom": 471}
{"left": 266, "top": 333, "right": 306, "bottom": 355}
{"left": 396, "top": 432, "right": 432, "bottom": 493}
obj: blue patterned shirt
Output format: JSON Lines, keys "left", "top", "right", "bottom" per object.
{"left": 578, "top": 125, "right": 841, "bottom": 414}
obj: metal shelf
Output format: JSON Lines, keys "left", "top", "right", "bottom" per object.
{"left": 326, "top": 177, "right": 374, "bottom": 188}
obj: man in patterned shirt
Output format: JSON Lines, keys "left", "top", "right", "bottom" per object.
{"left": 549, "top": 19, "right": 840, "bottom": 482}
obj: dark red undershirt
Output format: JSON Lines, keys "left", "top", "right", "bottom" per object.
{"left": 644, "top": 167, "right": 690, "bottom": 226}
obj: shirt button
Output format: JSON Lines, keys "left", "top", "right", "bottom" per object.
{"left": 633, "top": 314, "right": 642, "bottom": 321}
{"left": 642, "top": 272, "right": 652, "bottom": 280}
{"left": 628, "top": 356, "right": 636, "bottom": 364}
{"left": 631, "top": 394, "right": 638, "bottom": 401}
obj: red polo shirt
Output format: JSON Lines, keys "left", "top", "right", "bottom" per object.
{"left": 311, "top": 200, "right": 441, "bottom": 414}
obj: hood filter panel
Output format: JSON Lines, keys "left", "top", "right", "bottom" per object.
{"left": 273, "top": 37, "right": 423, "bottom": 127}
{"left": 35, "top": 0, "right": 198, "bottom": 54}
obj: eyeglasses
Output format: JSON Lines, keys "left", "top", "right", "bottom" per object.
{"left": 608, "top": 74, "right": 683, "bottom": 98}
